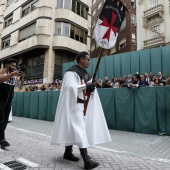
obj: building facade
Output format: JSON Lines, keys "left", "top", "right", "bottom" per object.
{"left": 0, "top": 0, "right": 92, "bottom": 84}
{"left": 91, "top": 0, "right": 137, "bottom": 58}
{"left": 136, "top": 0, "right": 170, "bottom": 50}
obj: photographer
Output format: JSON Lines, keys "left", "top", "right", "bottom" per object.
{"left": 0, "top": 59, "right": 21, "bottom": 149}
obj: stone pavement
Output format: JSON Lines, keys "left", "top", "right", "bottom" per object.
{"left": 1, "top": 117, "right": 170, "bottom": 170}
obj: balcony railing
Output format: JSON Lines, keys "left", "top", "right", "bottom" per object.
{"left": 143, "top": 4, "right": 164, "bottom": 19}
{"left": 144, "top": 35, "right": 165, "bottom": 48}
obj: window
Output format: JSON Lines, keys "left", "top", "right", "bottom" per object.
{"left": 57, "top": 0, "right": 63, "bottom": 8}
{"left": 54, "top": 52, "right": 75, "bottom": 79}
{"left": 150, "top": 0, "right": 159, "bottom": 8}
{"left": 56, "top": 0, "right": 88, "bottom": 19}
{"left": 70, "top": 25, "right": 75, "bottom": 39}
{"left": 22, "top": 0, "right": 39, "bottom": 17}
{"left": 132, "top": 34, "right": 136, "bottom": 44}
{"left": 31, "top": 1, "right": 39, "bottom": 11}
{"left": 62, "top": 23, "right": 70, "bottom": 37}
{"left": 2, "top": 36, "right": 10, "bottom": 49}
{"left": 7, "top": 0, "right": 14, "bottom": 7}
{"left": 64, "top": 0, "right": 71, "bottom": 9}
{"left": 119, "top": 38, "right": 126, "bottom": 50}
{"left": 72, "top": 0, "right": 76, "bottom": 12}
{"left": 23, "top": 54, "right": 44, "bottom": 79}
{"left": 19, "top": 23, "right": 36, "bottom": 42}
{"left": 55, "top": 22, "right": 62, "bottom": 35}
{"left": 4, "top": 14, "right": 13, "bottom": 28}
{"left": 131, "top": 0, "right": 135, "bottom": 8}
{"left": 131, "top": 15, "right": 136, "bottom": 25}
{"left": 72, "top": 0, "right": 88, "bottom": 19}
{"left": 75, "top": 27, "right": 80, "bottom": 41}
{"left": 55, "top": 22, "right": 87, "bottom": 44}
{"left": 120, "top": 18, "right": 126, "bottom": 31}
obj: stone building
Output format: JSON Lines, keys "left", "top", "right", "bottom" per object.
{"left": 136, "top": 0, "right": 170, "bottom": 50}
{"left": 0, "top": 0, "right": 91, "bottom": 84}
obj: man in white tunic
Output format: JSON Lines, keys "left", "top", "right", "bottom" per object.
{"left": 51, "top": 52, "right": 111, "bottom": 169}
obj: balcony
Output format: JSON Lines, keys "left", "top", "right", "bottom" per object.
{"left": 53, "top": 36, "right": 87, "bottom": 52}
{"left": 143, "top": 35, "right": 165, "bottom": 48}
{"left": 0, "top": 35, "right": 50, "bottom": 59}
{"left": 143, "top": 4, "right": 164, "bottom": 20}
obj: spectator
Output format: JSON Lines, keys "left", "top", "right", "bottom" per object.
{"left": 166, "top": 78, "right": 170, "bottom": 86}
{"left": 149, "top": 72, "right": 153, "bottom": 81}
{"left": 140, "top": 75, "right": 147, "bottom": 86}
{"left": 149, "top": 76, "right": 156, "bottom": 86}
{"left": 158, "top": 72, "right": 166, "bottom": 85}
{"left": 102, "top": 77, "right": 109, "bottom": 87}
{"left": 128, "top": 74, "right": 141, "bottom": 87}
{"left": 95, "top": 78, "right": 102, "bottom": 88}
{"left": 153, "top": 78, "right": 160, "bottom": 86}
{"left": 103, "top": 80, "right": 112, "bottom": 88}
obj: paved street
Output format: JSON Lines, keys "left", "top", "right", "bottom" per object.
{"left": 1, "top": 116, "right": 170, "bottom": 170}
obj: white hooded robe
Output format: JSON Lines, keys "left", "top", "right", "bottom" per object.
{"left": 51, "top": 71, "right": 111, "bottom": 147}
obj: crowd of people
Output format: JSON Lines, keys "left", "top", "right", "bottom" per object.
{"left": 95, "top": 72, "right": 170, "bottom": 88}
{"left": 16, "top": 71, "right": 170, "bottom": 92}
{"left": 24, "top": 82, "right": 62, "bottom": 92}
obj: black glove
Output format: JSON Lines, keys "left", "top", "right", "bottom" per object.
{"left": 86, "top": 83, "right": 95, "bottom": 92}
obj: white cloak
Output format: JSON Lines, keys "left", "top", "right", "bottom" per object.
{"left": 51, "top": 71, "right": 111, "bottom": 146}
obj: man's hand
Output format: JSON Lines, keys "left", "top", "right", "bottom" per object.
{"left": 86, "top": 83, "right": 95, "bottom": 92}
{"left": 11, "top": 70, "right": 21, "bottom": 77}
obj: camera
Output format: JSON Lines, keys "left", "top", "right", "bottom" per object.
{"left": 17, "top": 62, "right": 27, "bottom": 73}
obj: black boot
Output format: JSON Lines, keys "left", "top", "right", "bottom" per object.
{"left": 0, "top": 139, "right": 10, "bottom": 149}
{"left": 63, "top": 146, "right": 79, "bottom": 162}
{"left": 83, "top": 155, "right": 100, "bottom": 169}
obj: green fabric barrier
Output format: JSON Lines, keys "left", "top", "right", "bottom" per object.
{"left": 105, "top": 55, "right": 114, "bottom": 80}
{"left": 12, "top": 86, "right": 170, "bottom": 135}
{"left": 23, "top": 92, "right": 31, "bottom": 118}
{"left": 115, "top": 88, "right": 135, "bottom": 131}
{"left": 98, "top": 56, "right": 106, "bottom": 80}
{"left": 135, "top": 87, "right": 157, "bottom": 134}
{"left": 162, "top": 46, "right": 170, "bottom": 77}
{"left": 46, "top": 91, "right": 60, "bottom": 121}
{"left": 130, "top": 51, "right": 140, "bottom": 75}
{"left": 139, "top": 49, "right": 151, "bottom": 74}
{"left": 30, "top": 92, "right": 39, "bottom": 119}
{"left": 38, "top": 92, "right": 48, "bottom": 120}
{"left": 165, "top": 86, "right": 170, "bottom": 135}
{"left": 16, "top": 92, "right": 24, "bottom": 117}
{"left": 12, "top": 92, "right": 18, "bottom": 116}
{"left": 97, "top": 88, "right": 116, "bottom": 129}
{"left": 156, "top": 86, "right": 166, "bottom": 134}
{"left": 92, "top": 58, "right": 99, "bottom": 78}
{"left": 113, "top": 54, "right": 121, "bottom": 77}
{"left": 47, "top": 91, "right": 53, "bottom": 121}
{"left": 150, "top": 47, "right": 162, "bottom": 75}
{"left": 50, "top": 91, "right": 60, "bottom": 121}
{"left": 121, "top": 52, "right": 131, "bottom": 77}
